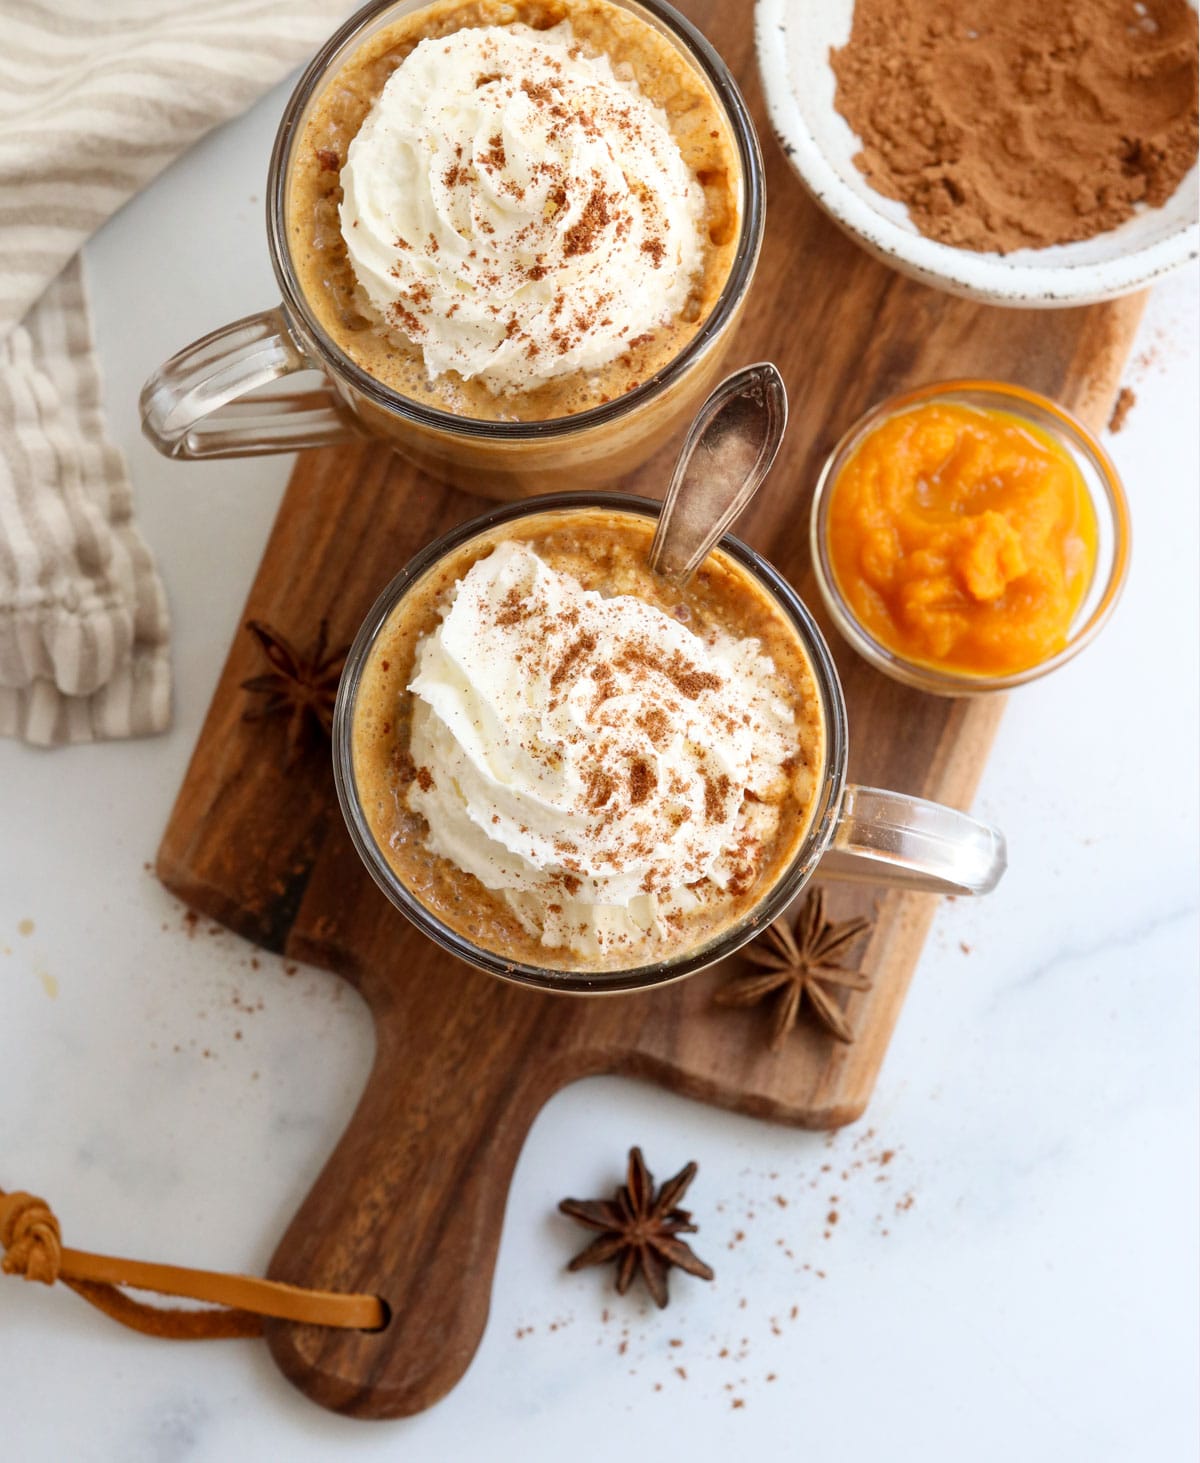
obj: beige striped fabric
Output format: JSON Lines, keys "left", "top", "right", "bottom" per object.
{"left": 0, "top": 256, "right": 172, "bottom": 744}
{"left": 0, "top": 0, "right": 353, "bottom": 745}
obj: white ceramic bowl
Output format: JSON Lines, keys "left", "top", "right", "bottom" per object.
{"left": 755, "top": 0, "right": 1199, "bottom": 307}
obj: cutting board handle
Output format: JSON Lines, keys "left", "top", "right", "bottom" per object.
{"left": 262, "top": 986, "right": 575, "bottom": 1418}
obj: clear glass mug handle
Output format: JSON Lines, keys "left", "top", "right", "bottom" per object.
{"left": 140, "top": 306, "right": 357, "bottom": 459}
{"left": 820, "top": 786, "right": 1006, "bottom": 896}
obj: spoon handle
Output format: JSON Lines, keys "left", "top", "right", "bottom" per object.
{"left": 648, "top": 361, "right": 788, "bottom": 585}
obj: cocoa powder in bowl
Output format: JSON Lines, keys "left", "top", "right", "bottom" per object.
{"left": 831, "top": 0, "right": 1199, "bottom": 254}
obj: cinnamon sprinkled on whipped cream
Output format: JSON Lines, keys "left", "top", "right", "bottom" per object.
{"left": 339, "top": 22, "right": 706, "bottom": 393}
{"left": 405, "top": 543, "right": 799, "bottom": 958}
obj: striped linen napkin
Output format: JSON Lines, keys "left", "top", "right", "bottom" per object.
{"left": 0, "top": 0, "right": 351, "bottom": 746}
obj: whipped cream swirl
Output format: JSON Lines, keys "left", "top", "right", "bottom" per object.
{"left": 339, "top": 22, "right": 707, "bottom": 393}
{"left": 406, "top": 543, "right": 798, "bottom": 958}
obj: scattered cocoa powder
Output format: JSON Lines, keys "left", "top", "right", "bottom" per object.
{"left": 702, "top": 771, "right": 732, "bottom": 823}
{"left": 628, "top": 758, "right": 656, "bottom": 805}
{"left": 550, "top": 631, "right": 597, "bottom": 690}
{"left": 831, "top": 0, "right": 1199, "bottom": 253}
{"left": 615, "top": 643, "right": 723, "bottom": 700}
{"left": 479, "top": 133, "right": 507, "bottom": 171}
{"left": 563, "top": 183, "right": 613, "bottom": 257}
{"left": 636, "top": 706, "right": 670, "bottom": 744}
{"left": 1108, "top": 385, "right": 1138, "bottom": 432}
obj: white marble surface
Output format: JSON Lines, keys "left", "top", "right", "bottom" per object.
{"left": 1, "top": 77, "right": 1197, "bottom": 1463}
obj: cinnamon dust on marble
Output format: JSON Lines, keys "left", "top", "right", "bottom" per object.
{"left": 831, "top": 0, "right": 1199, "bottom": 253}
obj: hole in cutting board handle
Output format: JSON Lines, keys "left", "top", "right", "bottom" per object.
{"left": 360, "top": 1297, "right": 392, "bottom": 1334}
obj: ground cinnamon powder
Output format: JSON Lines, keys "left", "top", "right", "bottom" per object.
{"left": 831, "top": 0, "right": 1199, "bottom": 253}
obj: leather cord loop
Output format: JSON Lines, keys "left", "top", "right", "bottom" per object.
{"left": 0, "top": 1185, "right": 384, "bottom": 1339}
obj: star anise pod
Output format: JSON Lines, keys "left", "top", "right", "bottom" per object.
{"left": 240, "top": 618, "right": 349, "bottom": 768}
{"left": 558, "top": 1147, "right": 715, "bottom": 1309}
{"left": 715, "top": 886, "right": 873, "bottom": 1048}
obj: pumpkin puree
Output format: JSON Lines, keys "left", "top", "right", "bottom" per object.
{"left": 827, "top": 402, "right": 1098, "bottom": 677}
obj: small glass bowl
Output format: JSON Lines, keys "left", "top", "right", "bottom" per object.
{"left": 809, "top": 380, "right": 1132, "bottom": 697}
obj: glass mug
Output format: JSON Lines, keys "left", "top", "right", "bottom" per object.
{"left": 139, "top": 0, "right": 766, "bottom": 501}
{"left": 332, "top": 493, "right": 1007, "bottom": 995}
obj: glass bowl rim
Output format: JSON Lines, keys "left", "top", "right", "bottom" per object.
{"left": 808, "top": 378, "right": 1132, "bottom": 697}
{"left": 266, "top": 0, "right": 766, "bottom": 443}
{"left": 332, "top": 490, "right": 849, "bottom": 995}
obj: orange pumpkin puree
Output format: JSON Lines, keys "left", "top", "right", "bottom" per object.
{"left": 827, "top": 402, "right": 1098, "bottom": 677}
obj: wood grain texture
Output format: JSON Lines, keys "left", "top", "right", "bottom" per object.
{"left": 155, "top": 0, "right": 1144, "bottom": 1419}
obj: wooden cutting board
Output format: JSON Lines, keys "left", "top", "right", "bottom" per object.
{"left": 156, "top": 0, "right": 1142, "bottom": 1419}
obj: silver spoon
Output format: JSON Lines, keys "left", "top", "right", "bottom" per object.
{"left": 648, "top": 361, "right": 788, "bottom": 585}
